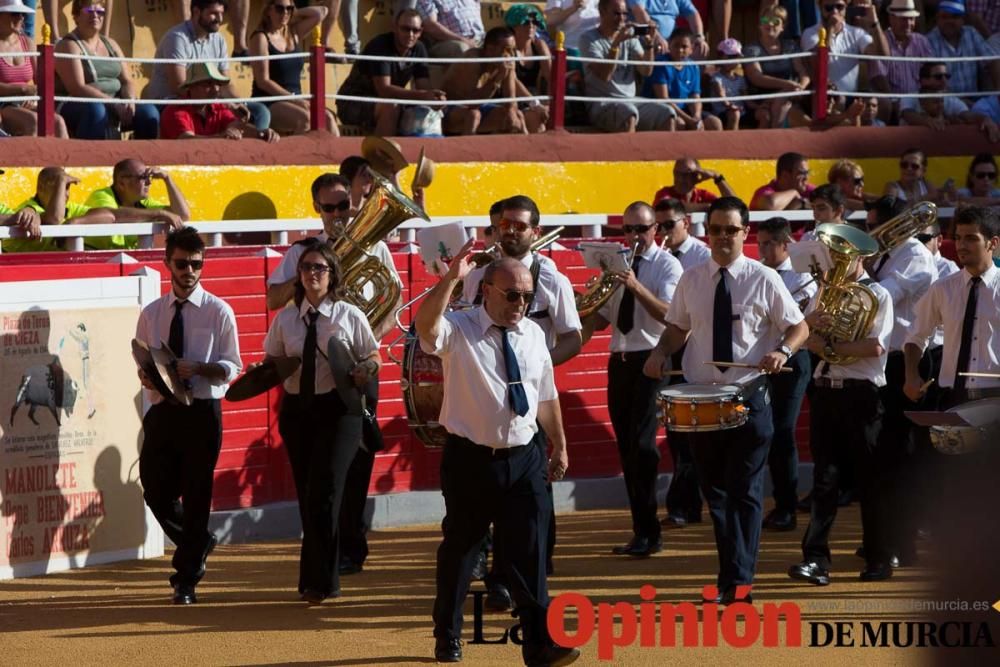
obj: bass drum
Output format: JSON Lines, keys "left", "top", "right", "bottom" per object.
{"left": 401, "top": 325, "right": 448, "bottom": 447}
{"left": 930, "top": 397, "right": 1000, "bottom": 455}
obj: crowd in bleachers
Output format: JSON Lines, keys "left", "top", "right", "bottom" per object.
{"left": 0, "top": 0, "right": 997, "bottom": 137}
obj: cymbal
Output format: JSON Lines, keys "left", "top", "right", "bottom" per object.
{"left": 361, "top": 136, "right": 408, "bottom": 179}
{"left": 131, "top": 339, "right": 192, "bottom": 406}
{"left": 226, "top": 356, "right": 301, "bottom": 402}
{"left": 411, "top": 146, "right": 435, "bottom": 190}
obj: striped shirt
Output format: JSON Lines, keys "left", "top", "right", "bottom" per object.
{"left": 416, "top": 0, "right": 485, "bottom": 43}
{"left": 869, "top": 31, "right": 933, "bottom": 95}
{"left": 926, "top": 25, "right": 997, "bottom": 96}
{"left": 968, "top": 0, "right": 1000, "bottom": 35}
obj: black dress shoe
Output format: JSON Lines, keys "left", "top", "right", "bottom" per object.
{"left": 526, "top": 645, "right": 581, "bottom": 667}
{"left": 485, "top": 583, "right": 513, "bottom": 612}
{"left": 788, "top": 560, "right": 831, "bottom": 586}
{"left": 611, "top": 536, "right": 662, "bottom": 557}
{"left": 173, "top": 584, "right": 197, "bottom": 605}
{"left": 301, "top": 589, "right": 328, "bottom": 604}
{"left": 762, "top": 509, "right": 797, "bottom": 532}
{"left": 859, "top": 562, "right": 893, "bottom": 581}
{"left": 721, "top": 587, "right": 752, "bottom": 605}
{"left": 434, "top": 637, "right": 463, "bottom": 663}
{"left": 339, "top": 558, "right": 363, "bottom": 575}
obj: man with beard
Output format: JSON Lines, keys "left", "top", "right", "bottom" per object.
{"left": 135, "top": 227, "right": 242, "bottom": 605}
{"left": 751, "top": 152, "right": 816, "bottom": 212}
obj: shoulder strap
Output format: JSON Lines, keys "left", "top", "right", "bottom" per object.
{"left": 65, "top": 33, "right": 100, "bottom": 83}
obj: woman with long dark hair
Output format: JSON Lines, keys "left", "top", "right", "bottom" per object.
{"left": 957, "top": 153, "right": 1000, "bottom": 207}
{"left": 261, "top": 240, "right": 379, "bottom": 603}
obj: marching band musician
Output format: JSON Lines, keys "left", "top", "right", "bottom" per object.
{"left": 261, "top": 241, "right": 381, "bottom": 604}
{"left": 135, "top": 228, "right": 242, "bottom": 605}
{"left": 757, "top": 217, "right": 817, "bottom": 532}
{"left": 787, "top": 248, "right": 895, "bottom": 586}
{"left": 582, "top": 201, "right": 683, "bottom": 557}
{"left": 643, "top": 196, "right": 808, "bottom": 603}
{"left": 654, "top": 198, "right": 711, "bottom": 270}
{"left": 415, "top": 250, "right": 579, "bottom": 666}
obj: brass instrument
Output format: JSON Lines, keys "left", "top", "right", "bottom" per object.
{"left": 575, "top": 241, "right": 639, "bottom": 319}
{"left": 332, "top": 173, "right": 429, "bottom": 330}
{"left": 868, "top": 201, "right": 938, "bottom": 261}
{"left": 812, "top": 223, "right": 880, "bottom": 365}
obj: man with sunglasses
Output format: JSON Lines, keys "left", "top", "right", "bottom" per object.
{"left": 926, "top": 0, "right": 1000, "bottom": 99}
{"left": 654, "top": 198, "right": 709, "bottom": 270}
{"left": 84, "top": 159, "right": 190, "bottom": 250}
{"left": 643, "top": 196, "right": 808, "bottom": 603}
{"left": 135, "top": 227, "right": 242, "bottom": 604}
{"left": 653, "top": 156, "right": 735, "bottom": 219}
{"left": 416, "top": 251, "right": 578, "bottom": 666}
{"left": 751, "top": 152, "right": 815, "bottom": 212}
{"left": 582, "top": 201, "right": 682, "bottom": 557}
{"left": 801, "top": 0, "right": 887, "bottom": 93}
{"left": 868, "top": 0, "right": 933, "bottom": 123}
{"left": 899, "top": 62, "right": 1000, "bottom": 140}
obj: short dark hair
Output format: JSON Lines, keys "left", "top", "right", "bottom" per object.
{"left": 293, "top": 239, "right": 343, "bottom": 307}
{"left": 165, "top": 227, "right": 204, "bottom": 259}
{"left": 868, "top": 195, "right": 907, "bottom": 226}
{"left": 918, "top": 61, "right": 946, "bottom": 79}
{"left": 809, "top": 183, "right": 845, "bottom": 209}
{"left": 758, "top": 216, "right": 792, "bottom": 243}
{"left": 502, "top": 194, "right": 540, "bottom": 226}
{"left": 707, "top": 196, "right": 750, "bottom": 228}
{"left": 191, "top": 0, "right": 227, "bottom": 13}
{"left": 339, "top": 156, "right": 369, "bottom": 184}
{"left": 489, "top": 199, "right": 506, "bottom": 217}
{"left": 776, "top": 152, "right": 806, "bottom": 177}
{"left": 395, "top": 8, "right": 421, "bottom": 24}
{"left": 654, "top": 198, "right": 686, "bottom": 215}
{"left": 311, "top": 173, "right": 350, "bottom": 201}
{"left": 953, "top": 206, "right": 1000, "bottom": 240}
{"left": 965, "top": 153, "right": 998, "bottom": 190}
{"left": 669, "top": 26, "right": 693, "bottom": 42}
{"left": 484, "top": 26, "right": 514, "bottom": 48}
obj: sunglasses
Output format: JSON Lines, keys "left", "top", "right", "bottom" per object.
{"left": 82, "top": 6, "right": 107, "bottom": 16}
{"left": 399, "top": 25, "right": 422, "bottom": 33}
{"left": 900, "top": 161, "right": 922, "bottom": 170}
{"left": 125, "top": 172, "right": 152, "bottom": 182}
{"left": 613, "top": 11, "right": 630, "bottom": 16}
{"left": 930, "top": 72, "right": 951, "bottom": 81}
{"left": 622, "top": 224, "right": 653, "bottom": 234}
{"left": 299, "top": 262, "right": 332, "bottom": 274}
{"left": 498, "top": 218, "right": 533, "bottom": 233}
{"left": 823, "top": 3, "right": 846, "bottom": 12}
{"left": 272, "top": 4, "right": 295, "bottom": 13}
{"left": 915, "top": 233, "right": 934, "bottom": 244}
{"left": 173, "top": 259, "right": 204, "bottom": 270}
{"left": 853, "top": 176, "right": 865, "bottom": 185}
{"left": 974, "top": 171, "right": 998, "bottom": 180}
{"left": 657, "top": 219, "right": 682, "bottom": 231}
{"left": 797, "top": 169, "right": 811, "bottom": 177}
{"left": 759, "top": 17, "right": 782, "bottom": 26}
{"left": 708, "top": 224, "right": 745, "bottom": 237}
{"left": 319, "top": 200, "right": 351, "bottom": 213}
{"left": 487, "top": 284, "right": 535, "bottom": 304}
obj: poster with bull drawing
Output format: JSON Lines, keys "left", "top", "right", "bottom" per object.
{"left": 1, "top": 304, "right": 152, "bottom": 578}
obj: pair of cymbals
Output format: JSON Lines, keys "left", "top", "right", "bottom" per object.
{"left": 226, "top": 356, "right": 301, "bottom": 402}
{"left": 360, "top": 137, "right": 434, "bottom": 190}
{"left": 131, "top": 339, "right": 192, "bottom": 406}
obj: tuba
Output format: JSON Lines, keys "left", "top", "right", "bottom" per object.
{"left": 812, "top": 223, "right": 880, "bottom": 365}
{"left": 868, "top": 201, "right": 938, "bottom": 262}
{"left": 575, "top": 241, "right": 639, "bottom": 319}
{"left": 332, "top": 172, "right": 429, "bottom": 330}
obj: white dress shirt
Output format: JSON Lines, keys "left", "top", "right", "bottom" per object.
{"left": 419, "top": 306, "right": 556, "bottom": 448}
{"left": 774, "top": 256, "right": 818, "bottom": 308}
{"left": 930, "top": 252, "right": 960, "bottom": 347}
{"left": 906, "top": 266, "right": 1000, "bottom": 390}
{"left": 135, "top": 283, "right": 242, "bottom": 403}
{"left": 871, "top": 237, "right": 938, "bottom": 352}
{"left": 264, "top": 298, "right": 378, "bottom": 395}
{"left": 667, "top": 254, "right": 805, "bottom": 385}
{"left": 462, "top": 253, "right": 582, "bottom": 350}
{"left": 598, "top": 245, "right": 683, "bottom": 353}
{"left": 810, "top": 277, "right": 894, "bottom": 386}
{"left": 668, "top": 235, "right": 711, "bottom": 271}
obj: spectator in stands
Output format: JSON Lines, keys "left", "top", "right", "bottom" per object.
{"left": 441, "top": 26, "right": 530, "bottom": 135}
{"left": 229, "top": 0, "right": 250, "bottom": 57}
{"left": 53, "top": 0, "right": 157, "bottom": 140}
{"left": 653, "top": 156, "right": 734, "bottom": 216}
{"left": 926, "top": 0, "right": 1000, "bottom": 98}
{"left": 626, "top": 0, "right": 708, "bottom": 57}
{"left": 417, "top": 0, "right": 485, "bottom": 57}
{"left": 751, "top": 152, "right": 815, "bottom": 211}
{"left": 708, "top": 38, "right": 747, "bottom": 131}
{"left": 147, "top": 0, "right": 272, "bottom": 134}
{"left": 250, "top": 0, "right": 336, "bottom": 135}
{"left": 868, "top": 0, "right": 933, "bottom": 123}
{"left": 801, "top": 0, "right": 888, "bottom": 93}
{"left": 900, "top": 62, "right": 1000, "bottom": 140}
{"left": 883, "top": 148, "right": 942, "bottom": 204}
{"left": 653, "top": 198, "right": 710, "bottom": 264}
{"left": 580, "top": 0, "right": 674, "bottom": 133}
{"left": 956, "top": 153, "right": 1000, "bottom": 206}
{"left": 858, "top": 95, "right": 885, "bottom": 126}
{"left": 506, "top": 5, "right": 551, "bottom": 133}
{"left": 828, "top": 158, "right": 875, "bottom": 211}
{"left": 760, "top": 0, "right": 819, "bottom": 41}
{"left": 336, "top": 0, "right": 361, "bottom": 57}
{"left": 972, "top": 93, "right": 1000, "bottom": 122}
{"left": 0, "top": 168, "right": 41, "bottom": 241}
{"left": 744, "top": 4, "right": 811, "bottom": 129}
{"left": 0, "top": 0, "right": 68, "bottom": 138}
{"left": 545, "top": 0, "right": 600, "bottom": 51}
{"left": 967, "top": 0, "right": 1000, "bottom": 37}
{"left": 160, "top": 62, "right": 281, "bottom": 142}
{"left": 83, "top": 159, "right": 189, "bottom": 250}
{"left": 339, "top": 154, "right": 372, "bottom": 215}
{"left": 643, "top": 27, "right": 721, "bottom": 131}
{"left": 337, "top": 9, "right": 443, "bottom": 136}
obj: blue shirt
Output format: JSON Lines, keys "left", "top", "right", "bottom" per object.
{"left": 642, "top": 54, "right": 699, "bottom": 109}
{"left": 626, "top": 0, "right": 697, "bottom": 40}
{"left": 972, "top": 95, "right": 1000, "bottom": 124}
{"left": 926, "top": 26, "right": 997, "bottom": 95}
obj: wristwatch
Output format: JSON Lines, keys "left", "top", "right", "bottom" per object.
{"left": 823, "top": 340, "right": 835, "bottom": 358}
{"left": 776, "top": 344, "right": 793, "bottom": 358}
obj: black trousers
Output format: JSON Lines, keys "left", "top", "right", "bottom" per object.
{"left": 139, "top": 399, "right": 222, "bottom": 587}
{"left": 801, "top": 382, "right": 889, "bottom": 569}
{"left": 280, "top": 392, "right": 361, "bottom": 596}
{"left": 433, "top": 435, "right": 552, "bottom": 664}
{"left": 608, "top": 351, "right": 665, "bottom": 541}
{"left": 689, "top": 378, "right": 773, "bottom": 590}
{"left": 338, "top": 379, "right": 382, "bottom": 567}
{"left": 767, "top": 349, "right": 811, "bottom": 513}
{"left": 664, "top": 347, "right": 704, "bottom": 522}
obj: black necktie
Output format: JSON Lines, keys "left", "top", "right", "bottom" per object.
{"left": 713, "top": 267, "right": 734, "bottom": 371}
{"left": 873, "top": 252, "right": 890, "bottom": 278}
{"left": 300, "top": 310, "right": 319, "bottom": 402}
{"left": 169, "top": 300, "right": 185, "bottom": 358}
{"left": 497, "top": 326, "right": 529, "bottom": 417}
{"left": 954, "top": 276, "right": 981, "bottom": 391}
{"left": 671, "top": 249, "right": 682, "bottom": 259}
{"left": 616, "top": 255, "right": 642, "bottom": 335}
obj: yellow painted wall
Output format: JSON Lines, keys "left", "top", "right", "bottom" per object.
{"left": 0, "top": 156, "right": 975, "bottom": 221}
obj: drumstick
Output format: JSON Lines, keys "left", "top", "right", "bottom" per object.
{"left": 919, "top": 378, "right": 935, "bottom": 393}
{"left": 705, "top": 361, "right": 794, "bottom": 374}
{"left": 958, "top": 371, "right": 1000, "bottom": 379}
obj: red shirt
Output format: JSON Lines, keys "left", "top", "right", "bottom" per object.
{"left": 159, "top": 103, "right": 241, "bottom": 140}
{"left": 751, "top": 179, "right": 816, "bottom": 210}
{"left": 653, "top": 185, "right": 718, "bottom": 206}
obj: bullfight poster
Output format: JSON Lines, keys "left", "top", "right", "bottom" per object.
{"left": 0, "top": 274, "right": 163, "bottom": 578}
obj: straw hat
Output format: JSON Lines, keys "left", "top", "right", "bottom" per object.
{"left": 886, "top": 0, "right": 920, "bottom": 18}
{"left": 361, "top": 136, "right": 409, "bottom": 178}
{"left": 411, "top": 147, "right": 435, "bottom": 190}
{"left": 181, "top": 62, "right": 230, "bottom": 89}
{"left": 0, "top": 0, "right": 37, "bottom": 14}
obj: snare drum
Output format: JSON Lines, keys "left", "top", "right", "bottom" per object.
{"left": 929, "top": 398, "right": 1000, "bottom": 456}
{"left": 400, "top": 326, "right": 448, "bottom": 448}
{"left": 658, "top": 383, "right": 748, "bottom": 432}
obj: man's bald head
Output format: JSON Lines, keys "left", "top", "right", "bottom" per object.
{"left": 483, "top": 257, "right": 533, "bottom": 327}
{"left": 483, "top": 256, "right": 529, "bottom": 285}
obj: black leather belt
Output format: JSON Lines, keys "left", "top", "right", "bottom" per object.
{"left": 612, "top": 350, "right": 652, "bottom": 361}
{"left": 814, "top": 377, "right": 873, "bottom": 389}
{"left": 453, "top": 435, "right": 530, "bottom": 459}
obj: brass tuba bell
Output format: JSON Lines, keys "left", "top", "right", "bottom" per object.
{"left": 867, "top": 200, "right": 938, "bottom": 262}
{"left": 575, "top": 241, "right": 639, "bottom": 319}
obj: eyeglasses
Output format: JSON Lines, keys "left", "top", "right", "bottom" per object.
{"left": 487, "top": 284, "right": 535, "bottom": 304}
{"left": 900, "top": 161, "right": 922, "bottom": 170}
{"left": 319, "top": 200, "right": 351, "bottom": 213}
{"left": 974, "top": 171, "right": 998, "bottom": 180}
{"left": 399, "top": 25, "right": 422, "bottom": 33}
{"left": 759, "top": 17, "right": 782, "bottom": 26}
{"left": 522, "top": 18, "right": 540, "bottom": 26}
{"left": 853, "top": 176, "right": 865, "bottom": 185}
{"left": 707, "top": 224, "right": 745, "bottom": 237}
{"left": 797, "top": 169, "right": 811, "bottom": 177}
{"left": 930, "top": 72, "right": 950, "bottom": 81}
{"left": 613, "top": 11, "right": 630, "bottom": 16}
{"left": 823, "top": 3, "right": 846, "bottom": 12}
{"left": 657, "top": 219, "right": 683, "bottom": 231}
{"left": 498, "top": 218, "right": 533, "bottom": 233}
{"left": 622, "top": 224, "right": 653, "bottom": 234}
{"left": 299, "top": 262, "right": 332, "bottom": 274}
{"left": 173, "top": 258, "right": 204, "bottom": 270}
{"left": 124, "top": 172, "right": 152, "bottom": 182}
{"left": 83, "top": 6, "right": 107, "bottom": 16}
{"left": 915, "top": 233, "right": 934, "bottom": 244}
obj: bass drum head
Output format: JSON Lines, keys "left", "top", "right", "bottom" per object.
{"left": 401, "top": 326, "right": 448, "bottom": 448}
